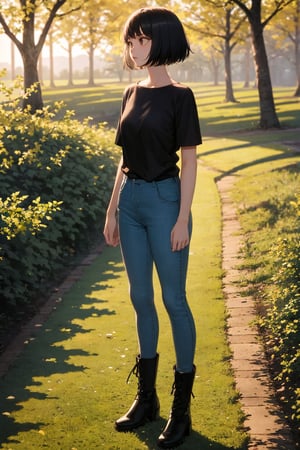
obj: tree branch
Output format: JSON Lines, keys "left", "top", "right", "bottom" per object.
{"left": 262, "top": 0, "right": 294, "bottom": 28}
{"left": 0, "top": 13, "right": 23, "bottom": 52}
{"left": 231, "top": 0, "right": 250, "bottom": 18}
{"left": 36, "top": 0, "right": 81, "bottom": 56}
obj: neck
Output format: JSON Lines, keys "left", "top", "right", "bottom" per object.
{"left": 144, "top": 66, "right": 173, "bottom": 87}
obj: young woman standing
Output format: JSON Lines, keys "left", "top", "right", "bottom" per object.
{"left": 103, "top": 7, "right": 202, "bottom": 448}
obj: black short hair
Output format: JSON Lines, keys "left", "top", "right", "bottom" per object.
{"left": 123, "top": 7, "right": 191, "bottom": 69}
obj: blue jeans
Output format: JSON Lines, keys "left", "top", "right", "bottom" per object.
{"left": 118, "top": 176, "right": 196, "bottom": 373}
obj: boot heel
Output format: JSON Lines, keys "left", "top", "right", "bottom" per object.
{"left": 147, "top": 395, "right": 160, "bottom": 422}
{"left": 148, "top": 398, "right": 160, "bottom": 421}
{"left": 185, "top": 420, "right": 191, "bottom": 436}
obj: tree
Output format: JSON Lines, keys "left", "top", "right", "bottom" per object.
{"left": 78, "top": 0, "right": 106, "bottom": 86}
{"left": 242, "top": 37, "right": 253, "bottom": 87}
{"left": 294, "top": 0, "right": 300, "bottom": 95}
{"left": 182, "top": 1, "right": 247, "bottom": 102}
{"left": 98, "top": 0, "right": 148, "bottom": 83}
{"left": 272, "top": 0, "right": 300, "bottom": 96}
{"left": 231, "top": 0, "right": 294, "bottom": 128}
{"left": 54, "top": 8, "right": 82, "bottom": 87}
{"left": 48, "top": 29, "right": 56, "bottom": 88}
{"left": 202, "top": 46, "right": 223, "bottom": 85}
{"left": 0, "top": 1, "right": 81, "bottom": 112}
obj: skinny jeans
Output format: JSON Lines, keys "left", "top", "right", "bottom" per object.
{"left": 118, "top": 176, "right": 196, "bottom": 373}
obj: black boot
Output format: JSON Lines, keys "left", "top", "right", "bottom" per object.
{"left": 115, "top": 354, "right": 160, "bottom": 432}
{"left": 157, "top": 365, "right": 196, "bottom": 449}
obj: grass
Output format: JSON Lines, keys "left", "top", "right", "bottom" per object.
{"left": 0, "top": 162, "right": 248, "bottom": 449}
{"left": 0, "top": 151, "right": 249, "bottom": 448}
{"left": 192, "top": 83, "right": 300, "bottom": 134}
{"left": 42, "top": 81, "right": 300, "bottom": 132}
{"left": 0, "top": 81, "right": 299, "bottom": 449}
{"left": 232, "top": 165, "right": 299, "bottom": 285}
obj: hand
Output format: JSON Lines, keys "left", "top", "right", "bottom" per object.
{"left": 103, "top": 214, "right": 120, "bottom": 247}
{"left": 170, "top": 220, "right": 189, "bottom": 252}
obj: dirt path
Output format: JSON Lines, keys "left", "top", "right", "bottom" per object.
{"left": 218, "top": 175, "right": 296, "bottom": 450}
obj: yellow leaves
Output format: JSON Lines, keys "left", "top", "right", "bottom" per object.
{"left": 0, "top": 192, "right": 62, "bottom": 239}
{"left": 50, "top": 145, "right": 71, "bottom": 166}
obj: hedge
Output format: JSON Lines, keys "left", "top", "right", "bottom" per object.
{"left": 0, "top": 79, "right": 119, "bottom": 335}
{"left": 261, "top": 197, "right": 300, "bottom": 429}
{"left": 236, "top": 168, "right": 300, "bottom": 437}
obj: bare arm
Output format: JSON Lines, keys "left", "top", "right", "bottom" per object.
{"left": 171, "top": 147, "right": 197, "bottom": 251}
{"left": 103, "top": 157, "right": 124, "bottom": 247}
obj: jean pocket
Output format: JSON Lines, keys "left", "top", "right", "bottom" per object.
{"left": 155, "top": 178, "right": 180, "bottom": 203}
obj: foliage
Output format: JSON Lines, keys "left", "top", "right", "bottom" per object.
{"left": 262, "top": 196, "right": 300, "bottom": 426}
{"left": 234, "top": 169, "right": 300, "bottom": 434}
{"left": 0, "top": 77, "right": 119, "bottom": 329}
{"left": 0, "top": 191, "right": 62, "bottom": 239}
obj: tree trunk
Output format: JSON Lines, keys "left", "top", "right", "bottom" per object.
{"left": 294, "top": 0, "right": 300, "bottom": 96}
{"left": 224, "top": 41, "right": 237, "bottom": 101}
{"left": 210, "top": 54, "right": 220, "bottom": 86}
{"left": 88, "top": 44, "right": 95, "bottom": 86}
{"left": 22, "top": 49, "right": 43, "bottom": 112}
{"left": 243, "top": 38, "right": 251, "bottom": 88}
{"left": 49, "top": 31, "right": 56, "bottom": 88}
{"left": 224, "top": 45, "right": 236, "bottom": 101}
{"left": 233, "top": 0, "right": 281, "bottom": 128}
{"left": 67, "top": 41, "right": 74, "bottom": 87}
{"left": 21, "top": 10, "right": 43, "bottom": 111}
{"left": 224, "top": 9, "right": 237, "bottom": 102}
{"left": 250, "top": 17, "right": 280, "bottom": 128}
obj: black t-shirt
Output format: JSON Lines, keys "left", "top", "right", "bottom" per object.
{"left": 115, "top": 83, "right": 202, "bottom": 182}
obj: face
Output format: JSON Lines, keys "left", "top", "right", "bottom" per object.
{"left": 127, "top": 34, "right": 152, "bottom": 68}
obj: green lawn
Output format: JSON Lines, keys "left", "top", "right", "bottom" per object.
{"left": 42, "top": 81, "right": 300, "bottom": 132}
{"left": 0, "top": 159, "right": 248, "bottom": 449}
{"left": 0, "top": 82, "right": 299, "bottom": 449}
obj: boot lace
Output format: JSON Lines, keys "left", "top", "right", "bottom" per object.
{"left": 125, "top": 360, "right": 150, "bottom": 399}
{"left": 170, "top": 380, "right": 195, "bottom": 417}
{"left": 126, "top": 361, "right": 139, "bottom": 384}
{"left": 170, "top": 382, "right": 195, "bottom": 398}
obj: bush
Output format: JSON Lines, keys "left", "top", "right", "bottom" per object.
{"left": 262, "top": 197, "right": 300, "bottom": 427}
{"left": 235, "top": 168, "right": 300, "bottom": 436}
{"left": 0, "top": 77, "right": 119, "bottom": 332}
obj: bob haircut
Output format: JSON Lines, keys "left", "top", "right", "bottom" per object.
{"left": 123, "top": 7, "right": 191, "bottom": 69}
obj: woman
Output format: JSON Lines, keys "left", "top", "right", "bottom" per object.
{"left": 103, "top": 7, "right": 202, "bottom": 448}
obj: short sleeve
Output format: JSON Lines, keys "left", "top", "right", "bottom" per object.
{"left": 115, "top": 86, "right": 132, "bottom": 147}
{"left": 175, "top": 87, "right": 202, "bottom": 148}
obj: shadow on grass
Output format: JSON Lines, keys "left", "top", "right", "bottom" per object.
{"left": 0, "top": 246, "right": 123, "bottom": 446}
{"left": 197, "top": 135, "right": 299, "bottom": 182}
{"left": 215, "top": 151, "right": 300, "bottom": 181}
{"left": 130, "top": 418, "right": 248, "bottom": 450}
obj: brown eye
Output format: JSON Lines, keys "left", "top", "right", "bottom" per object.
{"left": 139, "top": 37, "right": 150, "bottom": 45}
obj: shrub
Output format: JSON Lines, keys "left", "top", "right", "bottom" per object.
{"left": 262, "top": 197, "right": 300, "bottom": 427}
{"left": 0, "top": 77, "right": 119, "bottom": 332}
{"left": 235, "top": 169, "right": 300, "bottom": 436}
